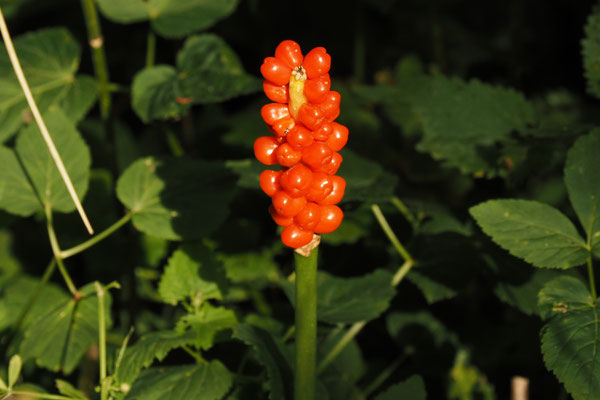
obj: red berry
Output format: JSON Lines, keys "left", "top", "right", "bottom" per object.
{"left": 254, "top": 136, "right": 280, "bottom": 165}
{"left": 272, "top": 191, "right": 307, "bottom": 217}
{"left": 318, "top": 175, "right": 345, "bottom": 205}
{"left": 295, "top": 202, "right": 322, "bottom": 231}
{"left": 263, "top": 81, "right": 288, "bottom": 103}
{"left": 302, "top": 142, "right": 333, "bottom": 169}
{"left": 272, "top": 116, "right": 295, "bottom": 137}
{"left": 259, "top": 169, "right": 281, "bottom": 197}
{"left": 316, "top": 152, "right": 343, "bottom": 175}
{"left": 287, "top": 125, "right": 314, "bottom": 149}
{"left": 275, "top": 143, "right": 302, "bottom": 167}
{"left": 314, "top": 205, "right": 343, "bottom": 234}
{"left": 306, "top": 173, "right": 334, "bottom": 202}
{"left": 298, "top": 103, "right": 325, "bottom": 130}
{"left": 325, "top": 123, "right": 348, "bottom": 151}
{"left": 313, "top": 123, "right": 333, "bottom": 141}
{"left": 261, "top": 103, "right": 290, "bottom": 126}
{"left": 303, "top": 47, "right": 331, "bottom": 79}
{"left": 304, "top": 74, "right": 331, "bottom": 103}
{"left": 260, "top": 57, "right": 292, "bottom": 85}
{"left": 275, "top": 40, "right": 303, "bottom": 69}
{"left": 269, "top": 205, "right": 293, "bottom": 227}
{"left": 319, "top": 91, "right": 341, "bottom": 120}
{"left": 280, "top": 163, "right": 313, "bottom": 197}
{"left": 281, "top": 223, "right": 313, "bottom": 248}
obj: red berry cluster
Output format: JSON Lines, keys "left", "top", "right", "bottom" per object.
{"left": 254, "top": 40, "right": 348, "bottom": 249}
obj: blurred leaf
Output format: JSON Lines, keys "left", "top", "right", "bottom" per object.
{"left": 564, "top": 129, "right": 600, "bottom": 256}
{"left": 158, "top": 244, "right": 228, "bottom": 305}
{"left": 218, "top": 249, "right": 278, "bottom": 284}
{"left": 140, "top": 234, "right": 168, "bottom": 267}
{"left": 284, "top": 270, "right": 395, "bottom": 324}
{"left": 116, "top": 156, "right": 236, "bottom": 240}
{"left": 16, "top": 109, "right": 91, "bottom": 213}
{"left": 175, "top": 304, "right": 237, "bottom": 350}
{"left": 406, "top": 199, "right": 471, "bottom": 236}
{"left": 0, "top": 146, "right": 38, "bottom": 216}
{"left": 0, "top": 230, "right": 20, "bottom": 285}
{"left": 55, "top": 379, "right": 87, "bottom": 399}
{"left": 20, "top": 283, "right": 112, "bottom": 374}
{"left": 375, "top": 375, "right": 426, "bottom": 400}
{"left": 319, "top": 328, "right": 365, "bottom": 400}
{"left": 225, "top": 159, "right": 269, "bottom": 190}
{"left": 132, "top": 34, "right": 260, "bottom": 122}
{"left": 0, "top": 28, "right": 94, "bottom": 142}
{"left": 321, "top": 219, "right": 365, "bottom": 245}
{"left": 338, "top": 150, "right": 398, "bottom": 203}
{"left": 583, "top": 2, "right": 600, "bottom": 99}
{"left": 222, "top": 99, "right": 266, "bottom": 149}
{"left": 233, "top": 323, "right": 293, "bottom": 400}
{"left": 387, "top": 311, "right": 458, "bottom": 349}
{"left": 470, "top": 200, "right": 587, "bottom": 269}
{"left": 449, "top": 350, "right": 495, "bottom": 400}
{"left": 539, "top": 276, "right": 599, "bottom": 400}
{"left": 124, "top": 361, "right": 233, "bottom": 400}
{"left": 8, "top": 354, "right": 22, "bottom": 389}
{"left": 95, "top": 0, "right": 238, "bottom": 38}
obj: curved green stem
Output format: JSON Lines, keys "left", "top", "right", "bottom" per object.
{"left": 371, "top": 204, "right": 413, "bottom": 264}
{"left": 80, "top": 0, "right": 111, "bottom": 120}
{"left": 294, "top": 248, "right": 318, "bottom": 400}
{"left": 588, "top": 254, "right": 597, "bottom": 300}
{"left": 60, "top": 213, "right": 132, "bottom": 259}
{"left": 46, "top": 206, "right": 77, "bottom": 296}
{"left": 391, "top": 197, "right": 418, "bottom": 230}
{"left": 317, "top": 321, "right": 365, "bottom": 373}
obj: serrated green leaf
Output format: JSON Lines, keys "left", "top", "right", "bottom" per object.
{"left": 470, "top": 199, "right": 588, "bottom": 269}
{"left": 233, "top": 323, "right": 293, "bottom": 400}
{"left": 218, "top": 249, "right": 278, "bottom": 283}
{"left": 55, "top": 379, "right": 87, "bottom": 399}
{"left": 375, "top": 375, "right": 426, "bottom": 400}
{"left": 539, "top": 276, "right": 600, "bottom": 400}
{"left": 124, "top": 361, "right": 233, "bottom": 400}
{"left": 284, "top": 270, "right": 395, "bottom": 324}
{"left": 116, "top": 156, "right": 236, "bottom": 240}
{"left": 337, "top": 150, "right": 398, "bottom": 203}
{"left": 583, "top": 2, "right": 600, "bottom": 99}
{"left": 175, "top": 304, "right": 237, "bottom": 350}
{"left": 0, "top": 28, "right": 94, "bottom": 142}
{"left": 95, "top": 0, "right": 238, "bottom": 38}
{"left": 158, "top": 244, "right": 227, "bottom": 305}
{"left": 16, "top": 109, "right": 91, "bottom": 213}
{"left": 8, "top": 354, "right": 22, "bottom": 389}
{"left": 132, "top": 34, "right": 259, "bottom": 122}
{"left": 19, "top": 282, "right": 112, "bottom": 374}
{"left": 565, "top": 129, "right": 600, "bottom": 255}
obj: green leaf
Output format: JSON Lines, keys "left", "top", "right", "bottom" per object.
{"left": 8, "top": 354, "right": 22, "bottom": 389}
{"left": 55, "top": 379, "right": 87, "bottom": 399}
{"left": 16, "top": 109, "right": 91, "bottom": 213}
{"left": 225, "top": 159, "right": 270, "bottom": 190}
{"left": 583, "top": 2, "right": 600, "bottom": 99}
{"left": 470, "top": 199, "right": 588, "bottom": 269}
{"left": 284, "top": 270, "right": 395, "bottom": 324}
{"left": 116, "top": 156, "right": 236, "bottom": 240}
{"left": 374, "top": 375, "right": 426, "bottom": 400}
{"left": 539, "top": 276, "right": 600, "bottom": 400}
{"left": 132, "top": 34, "right": 260, "bottom": 122}
{"left": 218, "top": 249, "right": 278, "bottom": 284}
{"left": 19, "top": 283, "right": 112, "bottom": 374}
{"left": 124, "top": 361, "right": 233, "bottom": 400}
{"left": 175, "top": 304, "right": 237, "bottom": 350}
{"left": 140, "top": 234, "right": 169, "bottom": 267}
{"left": 158, "top": 244, "right": 228, "bottom": 305}
{"left": 564, "top": 129, "right": 600, "bottom": 255}
{"left": 0, "top": 28, "right": 94, "bottom": 142}
{"left": 233, "top": 323, "right": 293, "bottom": 400}
{"left": 387, "top": 311, "right": 459, "bottom": 349}
{"left": 0, "top": 147, "right": 38, "bottom": 216}
{"left": 95, "top": 0, "right": 238, "bottom": 38}
{"left": 337, "top": 150, "right": 398, "bottom": 203}
{"left": 0, "top": 376, "right": 6, "bottom": 392}
{"left": 319, "top": 328, "right": 365, "bottom": 400}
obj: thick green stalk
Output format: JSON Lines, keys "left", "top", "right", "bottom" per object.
{"left": 294, "top": 248, "right": 319, "bottom": 400}
{"left": 80, "top": 0, "right": 111, "bottom": 120}
{"left": 60, "top": 213, "right": 132, "bottom": 259}
{"left": 95, "top": 282, "right": 108, "bottom": 400}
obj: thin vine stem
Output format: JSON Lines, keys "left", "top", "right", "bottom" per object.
{"left": 391, "top": 196, "right": 418, "bottom": 230}
{"left": 371, "top": 204, "right": 413, "bottom": 264}
{"left": 60, "top": 213, "right": 132, "bottom": 259}
{"left": 46, "top": 206, "right": 78, "bottom": 296}
{"left": 294, "top": 247, "right": 319, "bottom": 400}
{"left": 359, "top": 352, "right": 407, "bottom": 398}
{"left": 588, "top": 254, "right": 597, "bottom": 300}
{"left": 13, "top": 259, "right": 56, "bottom": 332}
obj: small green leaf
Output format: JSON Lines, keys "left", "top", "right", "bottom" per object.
{"left": 233, "top": 323, "right": 293, "bottom": 400}
{"left": 583, "top": 2, "right": 600, "bottom": 99}
{"left": 124, "top": 361, "right": 233, "bottom": 400}
{"left": 175, "top": 304, "right": 237, "bottom": 350}
{"left": 16, "top": 109, "right": 91, "bottom": 213}
{"left": 0, "top": 376, "right": 6, "bottom": 392}
{"left": 8, "top": 354, "right": 22, "bottom": 389}
{"left": 19, "top": 283, "right": 112, "bottom": 374}
{"left": 470, "top": 199, "right": 588, "bottom": 269}
{"left": 218, "top": 249, "right": 278, "bottom": 284}
{"left": 95, "top": 0, "right": 239, "bottom": 38}
{"left": 158, "top": 244, "right": 228, "bottom": 305}
{"left": 387, "top": 311, "right": 459, "bottom": 349}
{"left": 132, "top": 34, "right": 259, "bottom": 122}
{"left": 140, "top": 234, "right": 169, "bottom": 267}
{"left": 337, "top": 150, "right": 398, "bottom": 203}
{"left": 539, "top": 276, "right": 600, "bottom": 400}
{"left": 564, "top": 129, "right": 600, "bottom": 255}
{"left": 0, "top": 146, "right": 38, "bottom": 216}
{"left": 374, "top": 375, "right": 426, "bottom": 400}
{"left": 116, "top": 156, "right": 236, "bottom": 240}
{"left": 55, "top": 379, "right": 87, "bottom": 399}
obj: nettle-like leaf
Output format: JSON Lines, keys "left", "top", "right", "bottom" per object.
{"left": 15, "top": 108, "right": 91, "bottom": 214}
{"left": 583, "top": 2, "right": 600, "bottom": 99}
{"left": 539, "top": 276, "right": 600, "bottom": 400}
{"left": 374, "top": 375, "right": 426, "bottom": 400}
{"left": 158, "top": 244, "right": 228, "bottom": 305}
{"left": 20, "top": 283, "right": 112, "bottom": 374}
{"left": 470, "top": 199, "right": 588, "bottom": 269}
{"left": 116, "top": 156, "right": 236, "bottom": 240}
{"left": 284, "top": 270, "right": 395, "bottom": 324}
{"left": 95, "top": 0, "right": 238, "bottom": 38}
{"left": 233, "top": 324, "right": 293, "bottom": 400}
{"left": 175, "top": 304, "right": 237, "bottom": 350}
{"left": 564, "top": 129, "right": 600, "bottom": 256}
{"left": 124, "top": 361, "right": 233, "bottom": 400}
{"left": 337, "top": 150, "right": 398, "bottom": 203}
{"left": 218, "top": 249, "right": 278, "bottom": 284}
{"left": 0, "top": 27, "right": 97, "bottom": 142}
{"left": 132, "top": 34, "right": 260, "bottom": 122}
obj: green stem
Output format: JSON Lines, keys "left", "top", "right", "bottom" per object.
{"left": 371, "top": 204, "right": 413, "bottom": 263}
{"left": 182, "top": 345, "right": 207, "bottom": 364}
{"left": 391, "top": 197, "right": 418, "bottom": 230}
{"left": 60, "top": 213, "right": 132, "bottom": 259}
{"left": 95, "top": 282, "right": 108, "bottom": 400}
{"left": 165, "top": 129, "right": 184, "bottom": 157}
{"left": 360, "top": 353, "right": 407, "bottom": 398}
{"left": 294, "top": 248, "right": 319, "bottom": 400}
{"left": 588, "top": 254, "right": 597, "bottom": 300}
{"left": 317, "top": 321, "right": 365, "bottom": 373}
{"left": 392, "top": 259, "right": 415, "bottom": 287}
{"left": 146, "top": 30, "right": 156, "bottom": 68}
{"left": 81, "top": 0, "right": 111, "bottom": 120}
{"left": 13, "top": 259, "right": 56, "bottom": 332}
{"left": 46, "top": 206, "right": 78, "bottom": 296}
{"left": 3, "top": 391, "right": 80, "bottom": 400}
